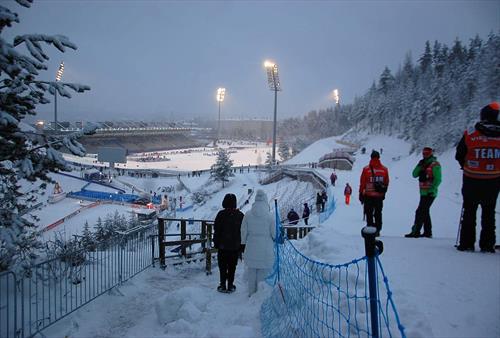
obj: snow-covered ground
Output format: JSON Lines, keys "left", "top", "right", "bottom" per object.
{"left": 40, "top": 135, "right": 499, "bottom": 338}
{"left": 63, "top": 141, "right": 273, "bottom": 171}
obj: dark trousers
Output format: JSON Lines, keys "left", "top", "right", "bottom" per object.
{"left": 365, "top": 197, "right": 384, "bottom": 232}
{"left": 303, "top": 216, "right": 309, "bottom": 226}
{"left": 460, "top": 177, "right": 499, "bottom": 250}
{"left": 217, "top": 250, "right": 239, "bottom": 287}
{"left": 413, "top": 195, "right": 435, "bottom": 236}
{"left": 287, "top": 227, "right": 298, "bottom": 239}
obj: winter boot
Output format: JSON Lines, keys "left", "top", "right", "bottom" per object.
{"left": 404, "top": 225, "right": 420, "bottom": 238}
{"left": 456, "top": 245, "right": 475, "bottom": 252}
{"left": 227, "top": 284, "right": 236, "bottom": 293}
{"left": 217, "top": 284, "right": 227, "bottom": 292}
{"left": 404, "top": 232, "right": 420, "bottom": 238}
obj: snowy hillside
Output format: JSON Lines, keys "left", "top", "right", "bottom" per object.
{"left": 42, "top": 135, "right": 499, "bottom": 338}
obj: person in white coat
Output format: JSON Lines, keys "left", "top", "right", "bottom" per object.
{"left": 241, "top": 189, "right": 276, "bottom": 296}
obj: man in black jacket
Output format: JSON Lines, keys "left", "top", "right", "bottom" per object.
{"left": 213, "top": 193, "right": 244, "bottom": 292}
{"left": 455, "top": 102, "right": 500, "bottom": 253}
{"left": 286, "top": 208, "right": 300, "bottom": 239}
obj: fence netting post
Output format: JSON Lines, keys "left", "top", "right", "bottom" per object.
{"left": 362, "top": 226, "right": 383, "bottom": 338}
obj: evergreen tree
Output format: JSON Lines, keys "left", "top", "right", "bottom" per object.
{"left": 419, "top": 41, "right": 433, "bottom": 73}
{"left": 378, "top": 66, "right": 395, "bottom": 96}
{"left": 0, "top": 1, "right": 91, "bottom": 273}
{"left": 94, "top": 217, "right": 106, "bottom": 244}
{"left": 278, "top": 142, "right": 291, "bottom": 161}
{"left": 81, "top": 221, "right": 95, "bottom": 251}
{"left": 210, "top": 148, "right": 234, "bottom": 188}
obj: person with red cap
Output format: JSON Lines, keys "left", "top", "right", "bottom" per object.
{"left": 405, "top": 147, "right": 442, "bottom": 238}
{"left": 359, "top": 150, "right": 389, "bottom": 236}
{"left": 455, "top": 102, "right": 500, "bottom": 253}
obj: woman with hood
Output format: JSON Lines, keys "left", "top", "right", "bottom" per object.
{"left": 241, "top": 189, "right": 276, "bottom": 296}
{"left": 213, "top": 193, "right": 244, "bottom": 293}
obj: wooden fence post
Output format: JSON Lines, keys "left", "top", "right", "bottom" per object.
{"left": 180, "top": 219, "right": 187, "bottom": 257}
{"left": 158, "top": 218, "right": 165, "bottom": 268}
{"left": 201, "top": 221, "right": 207, "bottom": 252}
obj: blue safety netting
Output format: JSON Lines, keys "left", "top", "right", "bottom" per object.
{"left": 67, "top": 189, "right": 161, "bottom": 204}
{"left": 260, "top": 203, "right": 406, "bottom": 338}
{"left": 319, "top": 186, "right": 336, "bottom": 224}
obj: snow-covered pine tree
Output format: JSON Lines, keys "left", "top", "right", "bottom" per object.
{"left": 210, "top": 148, "right": 234, "bottom": 188}
{"left": 81, "top": 221, "right": 96, "bottom": 251}
{"left": 93, "top": 217, "right": 107, "bottom": 247}
{"left": 278, "top": 142, "right": 291, "bottom": 161}
{"left": 0, "top": 1, "right": 92, "bottom": 273}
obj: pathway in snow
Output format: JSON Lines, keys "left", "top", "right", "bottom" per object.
{"left": 44, "top": 262, "right": 266, "bottom": 338}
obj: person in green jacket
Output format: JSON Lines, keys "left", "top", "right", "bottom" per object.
{"left": 405, "top": 147, "right": 442, "bottom": 238}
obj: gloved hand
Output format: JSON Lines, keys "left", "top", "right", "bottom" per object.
{"left": 359, "top": 192, "right": 364, "bottom": 204}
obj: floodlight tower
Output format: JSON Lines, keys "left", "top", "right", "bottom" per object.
{"left": 216, "top": 87, "right": 226, "bottom": 144}
{"left": 332, "top": 89, "right": 340, "bottom": 106}
{"left": 264, "top": 60, "right": 281, "bottom": 165}
{"left": 54, "top": 61, "right": 64, "bottom": 131}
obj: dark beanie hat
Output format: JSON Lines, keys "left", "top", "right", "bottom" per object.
{"left": 371, "top": 150, "right": 380, "bottom": 159}
{"left": 222, "top": 193, "right": 237, "bottom": 209}
{"left": 480, "top": 102, "right": 499, "bottom": 122}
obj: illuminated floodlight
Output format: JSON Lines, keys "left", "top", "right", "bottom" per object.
{"left": 56, "top": 61, "right": 64, "bottom": 82}
{"left": 265, "top": 60, "right": 281, "bottom": 91}
{"left": 216, "top": 87, "right": 226, "bottom": 102}
{"left": 332, "top": 89, "right": 340, "bottom": 104}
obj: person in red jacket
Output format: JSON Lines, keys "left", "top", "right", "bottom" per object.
{"left": 359, "top": 150, "right": 389, "bottom": 236}
{"left": 344, "top": 183, "right": 352, "bottom": 205}
{"left": 455, "top": 102, "right": 500, "bottom": 253}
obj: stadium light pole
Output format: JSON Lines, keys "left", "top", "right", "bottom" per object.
{"left": 54, "top": 61, "right": 64, "bottom": 131}
{"left": 332, "top": 89, "right": 340, "bottom": 106}
{"left": 264, "top": 60, "right": 281, "bottom": 165}
{"left": 216, "top": 87, "right": 226, "bottom": 144}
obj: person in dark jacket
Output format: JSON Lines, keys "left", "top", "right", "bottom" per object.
{"left": 455, "top": 102, "right": 500, "bottom": 253}
{"left": 330, "top": 172, "right": 337, "bottom": 186}
{"left": 316, "top": 192, "right": 322, "bottom": 213}
{"left": 286, "top": 208, "right": 300, "bottom": 239}
{"left": 302, "top": 202, "right": 310, "bottom": 226}
{"left": 321, "top": 190, "right": 328, "bottom": 211}
{"left": 405, "top": 147, "right": 442, "bottom": 238}
{"left": 213, "top": 193, "right": 244, "bottom": 292}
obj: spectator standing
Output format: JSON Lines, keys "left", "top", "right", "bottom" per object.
{"left": 316, "top": 192, "right": 322, "bottom": 213}
{"left": 455, "top": 102, "right": 500, "bottom": 252}
{"left": 330, "top": 171, "right": 337, "bottom": 186}
{"left": 241, "top": 190, "right": 276, "bottom": 296}
{"left": 344, "top": 183, "right": 352, "bottom": 205}
{"left": 321, "top": 190, "right": 328, "bottom": 211}
{"left": 302, "top": 202, "right": 310, "bottom": 226}
{"left": 359, "top": 150, "right": 389, "bottom": 236}
{"left": 213, "top": 194, "right": 244, "bottom": 293}
{"left": 286, "top": 208, "right": 300, "bottom": 239}
{"left": 405, "top": 147, "right": 442, "bottom": 238}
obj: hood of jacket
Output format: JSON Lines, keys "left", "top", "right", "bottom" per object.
{"left": 251, "top": 189, "right": 270, "bottom": 216}
{"left": 369, "top": 158, "right": 383, "bottom": 168}
{"left": 475, "top": 121, "right": 500, "bottom": 137}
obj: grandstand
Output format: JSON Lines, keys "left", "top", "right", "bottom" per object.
{"left": 38, "top": 121, "right": 207, "bottom": 154}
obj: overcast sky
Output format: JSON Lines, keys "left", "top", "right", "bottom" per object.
{"left": 6, "top": 0, "right": 499, "bottom": 123}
